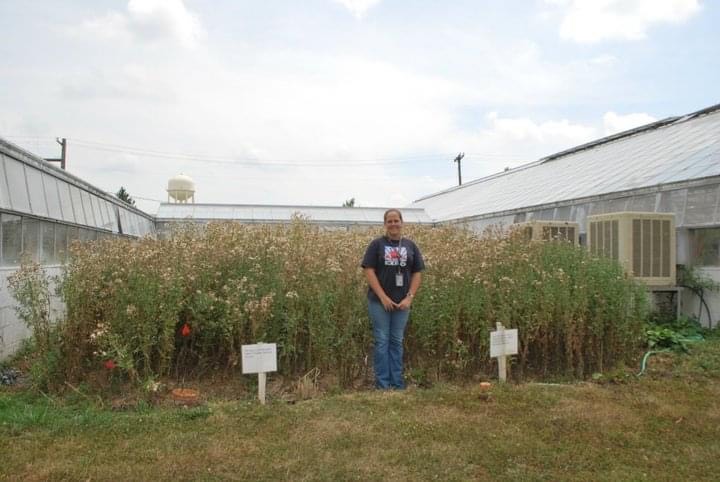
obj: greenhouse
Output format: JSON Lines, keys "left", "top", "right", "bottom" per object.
{"left": 1, "top": 103, "right": 720, "bottom": 360}
{"left": 412, "top": 103, "right": 720, "bottom": 327}
{"left": 155, "top": 203, "right": 432, "bottom": 235}
{"left": 0, "top": 138, "right": 155, "bottom": 357}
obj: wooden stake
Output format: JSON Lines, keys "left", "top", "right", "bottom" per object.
{"left": 258, "top": 372, "right": 267, "bottom": 405}
{"left": 497, "top": 322, "right": 507, "bottom": 383}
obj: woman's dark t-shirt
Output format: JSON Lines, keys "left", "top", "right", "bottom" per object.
{"left": 361, "top": 236, "right": 425, "bottom": 303}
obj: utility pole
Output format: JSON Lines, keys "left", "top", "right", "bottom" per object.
{"left": 454, "top": 152, "right": 464, "bottom": 186}
{"left": 44, "top": 138, "right": 67, "bottom": 170}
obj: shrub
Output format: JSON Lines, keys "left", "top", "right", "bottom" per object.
{"left": 14, "top": 220, "right": 648, "bottom": 390}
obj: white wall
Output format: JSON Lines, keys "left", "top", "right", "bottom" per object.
{"left": 0, "top": 266, "right": 65, "bottom": 361}
{"left": 681, "top": 267, "right": 720, "bottom": 328}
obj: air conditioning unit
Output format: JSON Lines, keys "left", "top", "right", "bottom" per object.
{"left": 515, "top": 221, "right": 579, "bottom": 245}
{"left": 587, "top": 212, "right": 675, "bottom": 286}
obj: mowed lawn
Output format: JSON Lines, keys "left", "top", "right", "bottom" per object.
{"left": 2, "top": 339, "right": 720, "bottom": 481}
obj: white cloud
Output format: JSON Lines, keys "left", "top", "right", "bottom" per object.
{"left": 547, "top": 0, "right": 701, "bottom": 43}
{"left": 603, "top": 111, "right": 657, "bottom": 135}
{"left": 60, "top": 64, "right": 177, "bottom": 101}
{"left": 481, "top": 112, "right": 596, "bottom": 144}
{"left": 588, "top": 54, "right": 618, "bottom": 66}
{"left": 79, "top": 0, "right": 204, "bottom": 48}
{"left": 331, "top": 0, "right": 383, "bottom": 19}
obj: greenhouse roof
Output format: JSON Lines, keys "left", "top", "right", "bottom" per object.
{"left": 412, "top": 103, "right": 720, "bottom": 222}
{"left": 156, "top": 203, "right": 433, "bottom": 225}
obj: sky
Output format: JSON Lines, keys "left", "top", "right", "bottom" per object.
{"left": 1, "top": 0, "right": 719, "bottom": 213}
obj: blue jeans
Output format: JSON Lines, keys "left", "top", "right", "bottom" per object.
{"left": 368, "top": 299, "right": 410, "bottom": 389}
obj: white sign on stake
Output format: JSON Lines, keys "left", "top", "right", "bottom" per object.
{"left": 490, "top": 327, "right": 518, "bottom": 358}
{"left": 490, "top": 323, "right": 518, "bottom": 383}
{"left": 241, "top": 343, "right": 277, "bottom": 405}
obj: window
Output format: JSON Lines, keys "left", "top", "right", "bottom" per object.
{"left": 1, "top": 213, "right": 22, "bottom": 266}
{"left": 103, "top": 200, "right": 117, "bottom": 231}
{"left": 66, "top": 226, "right": 79, "bottom": 252}
{"left": 92, "top": 195, "right": 105, "bottom": 229}
{"left": 690, "top": 227, "right": 720, "bottom": 266}
{"left": 80, "top": 190, "right": 96, "bottom": 227}
{"left": 55, "top": 223, "right": 68, "bottom": 264}
{"left": 69, "top": 186, "right": 86, "bottom": 225}
{"left": 685, "top": 186, "right": 719, "bottom": 226}
{"left": 79, "top": 228, "right": 97, "bottom": 242}
{"left": 42, "top": 173, "right": 63, "bottom": 220}
{"left": 5, "top": 157, "right": 30, "bottom": 213}
{"left": 41, "top": 222, "right": 56, "bottom": 264}
{"left": 22, "top": 217, "right": 41, "bottom": 261}
{"left": 0, "top": 156, "right": 11, "bottom": 209}
{"left": 26, "top": 167, "right": 48, "bottom": 217}
{"left": 58, "top": 183, "right": 75, "bottom": 223}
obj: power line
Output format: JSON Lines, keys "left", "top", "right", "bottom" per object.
{"left": 4, "top": 135, "right": 533, "bottom": 167}
{"left": 68, "top": 138, "right": 455, "bottom": 166}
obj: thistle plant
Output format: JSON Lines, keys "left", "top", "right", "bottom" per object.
{"left": 20, "top": 219, "right": 648, "bottom": 390}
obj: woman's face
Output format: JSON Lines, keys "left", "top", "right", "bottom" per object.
{"left": 384, "top": 211, "right": 403, "bottom": 239}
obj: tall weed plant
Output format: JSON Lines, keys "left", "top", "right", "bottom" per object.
{"left": 20, "top": 220, "right": 647, "bottom": 389}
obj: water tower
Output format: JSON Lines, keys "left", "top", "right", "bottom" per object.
{"left": 167, "top": 173, "right": 196, "bottom": 203}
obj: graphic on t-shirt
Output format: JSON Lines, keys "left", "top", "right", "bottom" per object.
{"left": 384, "top": 246, "right": 407, "bottom": 267}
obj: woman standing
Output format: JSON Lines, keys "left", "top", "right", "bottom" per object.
{"left": 361, "top": 209, "right": 425, "bottom": 389}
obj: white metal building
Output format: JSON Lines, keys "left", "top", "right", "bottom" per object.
{"left": 2, "top": 103, "right": 720, "bottom": 358}
{"left": 412, "top": 103, "right": 720, "bottom": 326}
{"left": 155, "top": 203, "right": 432, "bottom": 234}
{"left": 0, "top": 139, "right": 155, "bottom": 358}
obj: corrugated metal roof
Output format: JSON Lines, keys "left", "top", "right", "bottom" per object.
{"left": 412, "top": 104, "right": 720, "bottom": 221}
{"left": 156, "top": 203, "right": 433, "bottom": 224}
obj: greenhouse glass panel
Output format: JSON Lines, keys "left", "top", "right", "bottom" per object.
{"left": 69, "top": 186, "right": 86, "bottom": 225}
{"left": 80, "top": 190, "right": 96, "bottom": 227}
{"left": 66, "top": 226, "right": 79, "bottom": 252}
{"left": 537, "top": 208, "right": 555, "bottom": 220}
{"left": 684, "top": 185, "right": 719, "bottom": 225}
{"left": 105, "top": 201, "right": 119, "bottom": 232}
{"left": 79, "top": 228, "right": 97, "bottom": 242}
{"left": 40, "top": 221, "right": 55, "bottom": 264}
{"left": 657, "top": 189, "right": 686, "bottom": 225}
{"left": 5, "top": 157, "right": 30, "bottom": 213}
{"left": 1, "top": 213, "right": 22, "bottom": 266}
{"left": 22, "top": 217, "right": 41, "bottom": 262}
{"left": 55, "top": 223, "right": 68, "bottom": 264}
{"left": 130, "top": 214, "right": 142, "bottom": 236}
{"left": 26, "top": 167, "right": 48, "bottom": 217}
{"left": 555, "top": 206, "right": 571, "bottom": 221}
{"left": 118, "top": 208, "right": 130, "bottom": 235}
{"left": 42, "top": 174, "right": 63, "bottom": 220}
{"left": 58, "top": 183, "right": 76, "bottom": 223}
{"left": 92, "top": 195, "right": 105, "bottom": 228}
{"left": 629, "top": 194, "right": 657, "bottom": 212}
{"left": 0, "top": 156, "right": 10, "bottom": 209}
{"left": 689, "top": 227, "right": 720, "bottom": 266}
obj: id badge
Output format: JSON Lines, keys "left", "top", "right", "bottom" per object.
{"left": 395, "top": 273, "right": 404, "bottom": 287}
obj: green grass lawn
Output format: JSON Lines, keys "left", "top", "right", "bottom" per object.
{"left": 2, "top": 339, "right": 720, "bottom": 481}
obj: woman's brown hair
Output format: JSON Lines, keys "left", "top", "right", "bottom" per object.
{"left": 383, "top": 209, "right": 403, "bottom": 222}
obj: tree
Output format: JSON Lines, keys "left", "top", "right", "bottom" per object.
{"left": 342, "top": 197, "right": 355, "bottom": 207}
{"left": 116, "top": 186, "right": 136, "bottom": 206}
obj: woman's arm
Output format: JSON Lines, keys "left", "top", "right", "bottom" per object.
{"left": 364, "top": 268, "right": 396, "bottom": 311}
{"left": 397, "top": 272, "right": 422, "bottom": 310}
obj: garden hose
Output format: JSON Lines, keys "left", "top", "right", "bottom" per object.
{"left": 636, "top": 349, "right": 669, "bottom": 377}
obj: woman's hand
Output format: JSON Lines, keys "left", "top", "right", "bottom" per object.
{"left": 396, "top": 296, "right": 412, "bottom": 311}
{"left": 380, "top": 295, "right": 396, "bottom": 311}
